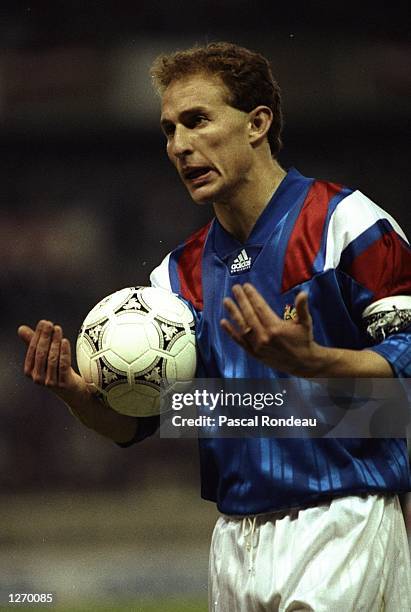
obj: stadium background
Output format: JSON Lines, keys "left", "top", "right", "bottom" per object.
{"left": 1, "top": 1, "right": 410, "bottom": 610}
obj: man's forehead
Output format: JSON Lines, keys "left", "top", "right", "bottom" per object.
{"left": 161, "top": 72, "right": 230, "bottom": 115}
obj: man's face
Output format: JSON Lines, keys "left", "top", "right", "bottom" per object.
{"left": 160, "top": 73, "right": 253, "bottom": 205}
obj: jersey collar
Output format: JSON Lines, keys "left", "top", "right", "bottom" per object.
{"left": 212, "top": 167, "right": 313, "bottom": 259}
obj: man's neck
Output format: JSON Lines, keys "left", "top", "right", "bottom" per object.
{"left": 213, "top": 159, "right": 286, "bottom": 243}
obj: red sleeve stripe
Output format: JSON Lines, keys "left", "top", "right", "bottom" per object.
{"left": 345, "top": 230, "right": 411, "bottom": 301}
{"left": 176, "top": 221, "right": 212, "bottom": 311}
{"left": 281, "top": 180, "right": 343, "bottom": 293}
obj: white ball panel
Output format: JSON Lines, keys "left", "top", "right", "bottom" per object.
{"left": 82, "top": 287, "right": 133, "bottom": 327}
{"left": 107, "top": 383, "right": 160, "bottom": 417}
{"left": 100, "top": 350, "right": 131, "bottom": 373}
{"left": 140, "top": 287, "right": 194, "bottom": 325}
{"left": 102, "top": 312, "right": 160, "bottom": 368}
{"left": 164, "top": 335, "right": 197, "bottom": 380}
{"left": 76, "top": 338, "right": 100, "bottom": 385}
{"left": 76, "top": 339, "right": 91, "bottom": 381}
{"left": 163, "top": 356, "right": 176, "bottom": 380}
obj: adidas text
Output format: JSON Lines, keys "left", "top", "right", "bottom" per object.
{"left": 231, "top": 249, "right": 252, "bottom": 273}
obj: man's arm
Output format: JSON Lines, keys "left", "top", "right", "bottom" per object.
{"left": 18, "top": 321, "right": 138, "bottom": 444}
{"left": 221, "top": 284, "right": 393, "bottom": 378}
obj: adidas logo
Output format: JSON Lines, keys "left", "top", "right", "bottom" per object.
{"left": 230, "top": 249, "right": 252, "bottom": 273}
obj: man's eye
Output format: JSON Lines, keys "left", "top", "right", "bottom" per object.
{"left": 189, "top": 115, "right": 208, "bottom": 127}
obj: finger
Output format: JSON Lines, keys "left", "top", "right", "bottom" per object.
{"left": 294, "top": 292, "right": 311, "bottom": 328}
{"left": 17, "top": 325, "right": 35, "bottom": 346}
{"left": 32, "top": 320, "right": 54, "bottom": 384}
{"left": 45, "top": 325, "right": 63, "bottom": 387}
{"left": 59, "top": 337, "right": 72, "bottom": 386}
{"left": 23, "top": 320, "right": 45, "bottom": 377}
{"left": 242, "top": 283, "right": 281, "bottom": 327}
{"left": 223, "top": 296, "right": 254, "bottom": 336}
{"left": 230, "top": 285, "right": 265, "bottom": 335}
{"left": 220, "top": 318, "right": 249, "bottom": 350}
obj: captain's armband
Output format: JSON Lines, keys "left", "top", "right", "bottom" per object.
{"left": 363, "top": 296, "right": 411, "bottom": 342}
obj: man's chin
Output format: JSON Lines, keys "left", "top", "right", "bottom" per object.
{"left": 188, "top": 187, "right": 216, "bottom": 206}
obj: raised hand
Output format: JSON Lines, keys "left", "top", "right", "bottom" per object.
{"left": 17, "top": 320, "right": 138, "bottom": 443}
{"left": 220, "top": 283, "right": 324, "bottom": 377}
{"left": 18, "top": 320, "right": 88, "bottom": 400}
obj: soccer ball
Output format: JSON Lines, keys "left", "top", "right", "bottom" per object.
{"left": 76, "top": 286, "right": 196, "bottom": 417}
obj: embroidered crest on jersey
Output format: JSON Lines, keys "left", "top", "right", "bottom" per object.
{"left": 283, "top": 304, "right": 297, "bottom": 321}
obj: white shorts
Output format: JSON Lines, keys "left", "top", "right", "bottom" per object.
{"left": 208, "top": 494, "right": 411, "bottom": 612}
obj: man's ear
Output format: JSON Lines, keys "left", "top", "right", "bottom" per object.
{"left": 248, "top": 106, "right": 273, "bottom": 146}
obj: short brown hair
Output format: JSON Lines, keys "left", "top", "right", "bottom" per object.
{"left": 151, "top": 42, "right": 283, "bottom": 156}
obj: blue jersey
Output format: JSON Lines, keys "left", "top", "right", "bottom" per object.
{"left": 149, "top": 168, "right": 411, "bottom": 515}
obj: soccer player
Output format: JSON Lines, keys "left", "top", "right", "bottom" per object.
{"left": 18, "top": 43, "right": 411, "bottom": 610}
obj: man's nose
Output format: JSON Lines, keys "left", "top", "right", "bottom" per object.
{"left": 171, "top": 125, "right": 193, "bottom": 158}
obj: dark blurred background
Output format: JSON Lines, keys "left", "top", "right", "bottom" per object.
{"left": 1, "top": 1, "right": 410, "bottom": 608}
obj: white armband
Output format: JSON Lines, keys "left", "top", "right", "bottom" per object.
{"left": 362, "top": 296, "right": 411, "bottom": 341}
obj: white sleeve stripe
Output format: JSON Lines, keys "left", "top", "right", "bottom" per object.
{"left": 149, "top": 252, "right": 172, "bottom": 291}
{"left": 362, "top": 296, "right": 411, "bottom": 318}
{"left": 324, "top": 190, "right": 409, "bottom": 270}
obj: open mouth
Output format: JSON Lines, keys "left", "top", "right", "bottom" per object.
{"left": 183, "top": 166, "right": 213, "bottom": 181}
